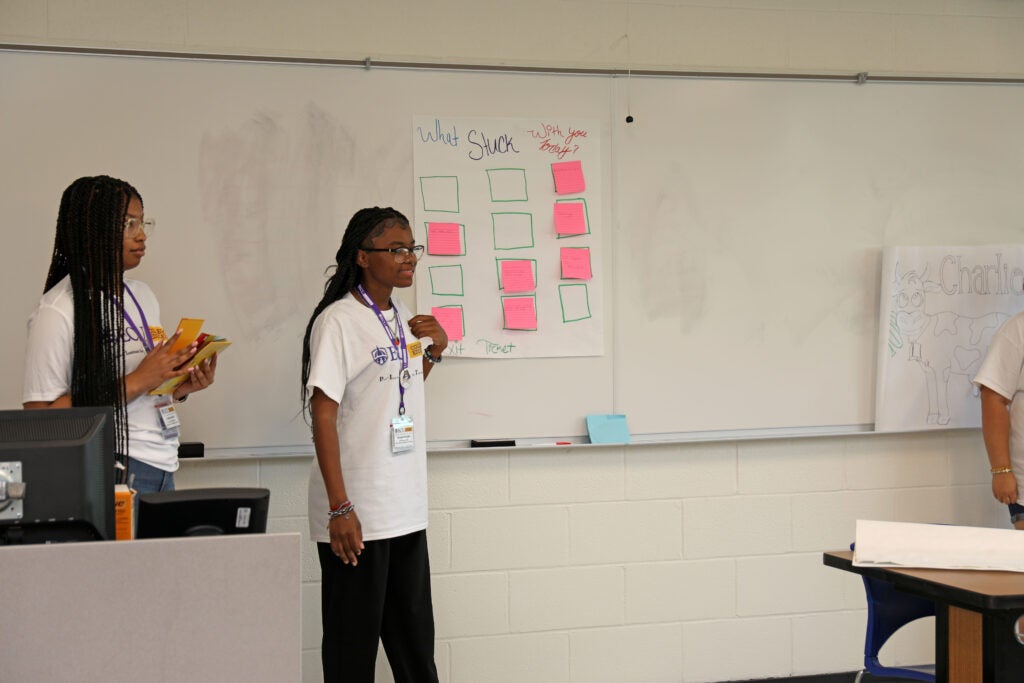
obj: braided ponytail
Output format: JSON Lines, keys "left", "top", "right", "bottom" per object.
{"left": 45, "top": 175, "right": 142, "bottom": 468}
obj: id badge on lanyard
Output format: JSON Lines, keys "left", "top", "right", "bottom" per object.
{"left": 391, "top": 414, "right": 415, "bottom": 453}
{"left": 357, "top": 285, "right": 416, "bottom": 455}
{"left": 155, "top": 397, "right": 181, "bottom": 440}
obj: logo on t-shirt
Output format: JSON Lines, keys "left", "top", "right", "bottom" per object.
{"left": 370, "top": 344, "right": 407, "bottom": 366}
{"left": 123, "top": 323, "right": 162, "bottom": 356}
{"left": 370, "top": 346, "right": 390, "bottom": 366}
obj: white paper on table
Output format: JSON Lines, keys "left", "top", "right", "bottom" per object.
{"left": 854, "top": 519, "right": 1024, "bottom": 573}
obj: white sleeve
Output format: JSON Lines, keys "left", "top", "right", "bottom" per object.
{"left": 974, "top": 323, "right": 1024, "bottom": 400}
{"left": 22, "top": 303, "right": 74, "bottom": 404}
{"left": 306, "top": 310, "right": 349, "bottom": 405}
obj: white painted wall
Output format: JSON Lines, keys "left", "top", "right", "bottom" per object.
{"left": 5, "top": 1, "right": 1021, "bottom": 681}
{"left": 3, "top": 0, "right": 1024, "bottom": 78}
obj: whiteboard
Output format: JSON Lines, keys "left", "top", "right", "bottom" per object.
{"left": 611, "top": 77, "right": 1024, "bottom": 436}
{"left": 3, "top": 50, "right": 1023, "bottom": 451}
{"left": 0, "top": 51, "right": 614, "bottom": 451}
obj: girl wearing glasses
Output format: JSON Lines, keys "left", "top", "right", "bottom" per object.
{"left": 301, "top": 206, "right": 447, "bottom": 682}
{"left": 22, "top": 175, "right": 218, "bottom": 494}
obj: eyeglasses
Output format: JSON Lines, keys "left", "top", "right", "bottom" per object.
{"left": 360, "top": 245, "right": 425, "bottom": 263}
{"left": 124, "top": 216, "right": 156, "bottom": 237}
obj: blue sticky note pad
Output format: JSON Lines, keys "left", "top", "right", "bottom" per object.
{"left": 586, "top": 414, "right": 630, "bottom": 444}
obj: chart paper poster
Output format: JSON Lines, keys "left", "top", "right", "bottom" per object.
{"left": 875, "top": 245, "right": 1024, "bottom": 431}
{"left": 413, "top": 116, "right": 603, "bottom": 359}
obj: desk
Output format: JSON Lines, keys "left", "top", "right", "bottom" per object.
{"left": 824, "top": 550, "right": 1024, "bottom": 683}
{"left": 1, "top": 533, "right": 301, "bottom": 682}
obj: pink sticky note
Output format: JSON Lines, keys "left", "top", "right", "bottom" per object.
{"left": 431, "top": 306, "right": 464, "bottom": 341}
{"left": 551, "top": 160, "right": 585, "bottom": 194}
{"left": 502, "top": 296, "right": 537, "bottom": 330}
{"left": 554, "top": 202, "right": 586, "bottom": 235}
{"left": 560, "top": 247, "right": 592, "bottom": 279}
{"left": 500, "top": 260, "right": 535, "bottom": 293}
{"left": 427, "top": 222, "right": 462, "bottom": 255}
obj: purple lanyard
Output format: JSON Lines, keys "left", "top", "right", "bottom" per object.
{"left": 121, "top": 283, "right": 154, "bottom": 351}
{"left": 356, "top": 285, "right": 409, "bottom": 416}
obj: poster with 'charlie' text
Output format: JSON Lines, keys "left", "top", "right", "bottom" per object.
{"left": 875, "top": 245, "right": 1024, "bottom": 431}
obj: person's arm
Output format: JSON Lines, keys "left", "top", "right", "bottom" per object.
{"left": 311, "top": 387, "right": 363, "bottom": 565}
{"left": 23, "top": 395, "right": 71, "bottom": 409}
{"left": 980, "top": 385, "right": 1017, "bottom": 504}
{"left": 407, "top": 314, "right": 449, "bottom": 381}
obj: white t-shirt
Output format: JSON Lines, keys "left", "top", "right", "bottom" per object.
{"left": 974, "top": 311, "right": 1024, "bottom": 503}
{"left": 306, "top": 294, "right": 429, "bottom": 543}
{"left": 22, "top": 275, "right": 180, "bottom": 472}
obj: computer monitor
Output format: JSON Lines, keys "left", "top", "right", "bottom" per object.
{"left": 135, "top": 487, "right": 270, "bottom": 539}
{"left": 0, "top": 406, "right": 116, "bottom": 545}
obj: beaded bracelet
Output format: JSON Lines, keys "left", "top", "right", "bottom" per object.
{"left": 424, "top": 348, "right": 443, "bottom": 364}
{"left": 991, "top": 466, "right": 1014, "bottom": 475}
{"left": 328, "top": 500, "right": 355, "bottom": 519}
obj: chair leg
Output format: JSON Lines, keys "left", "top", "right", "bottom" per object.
{"left": 853, "top": 670, "right": 864, "bottom": 683}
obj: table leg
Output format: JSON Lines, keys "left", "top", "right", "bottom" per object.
{"left": 937, "top": 604, "right": 949, "bottom": 683}
{"left": 947, "top": 605, "right": 982, "bottom": 682}
{"left": 982, "top": 609, "right": 1024, "bottom": 683}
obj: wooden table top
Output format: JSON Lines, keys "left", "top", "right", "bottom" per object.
{"left": 824, "top": 550, "right": 1024, "bottom": 611}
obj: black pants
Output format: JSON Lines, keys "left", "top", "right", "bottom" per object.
{"left": 317, "top": 530, "right": 438, "bottom": 683}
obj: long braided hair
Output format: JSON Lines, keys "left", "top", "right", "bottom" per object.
{"left": 44, "top": 175, "right": 141, "bottom": 466}
{"left": 301, "top": 207, "right": 409, "bottom": 416}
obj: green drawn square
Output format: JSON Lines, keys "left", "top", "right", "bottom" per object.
{"left": 559, "top": 246, "right": 592, "bottom": 280}
{"left": 486, "top": 168, "right": 529, "bottom": 202}
{"left": 554, "top": 197, "right": 591, "bottom": 238}
{"left": 491, "top": 212, "right": 534, "bottom": 250}
{"left": 423, "top": 221, "right": 466, "bottom": 256}
{"left": 432, "top": 304, "right": 465, "bottom": 340}
{"left": 428, "top": 264, "right": 465, "bottom": 297}
{"left": 494, "top": 257, "right": 538, "bottom": 291}
{"left": 419, "top": 176, "right": 460, "bottom": 213}
{"left": 558, "top": 283, "right": 592, "bottom": 322}
{"left": 500, "top": 293, "right": 538, "bottom": 331}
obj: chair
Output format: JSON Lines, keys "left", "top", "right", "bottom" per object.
{"left": 852, "top": 544, "right": 936, "bottom": 683}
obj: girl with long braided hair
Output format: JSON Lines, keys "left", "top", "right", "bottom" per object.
{"left": 301, "top": 207, "right": 447, "bottom": 682}
{"left": 23, "top": 175, "right": 218, "bottom": 493}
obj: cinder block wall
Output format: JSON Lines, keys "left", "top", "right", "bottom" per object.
{"left": 6, "top": 1, "right": 1021, "bottom": 680}
{"left": 176, "top": 429, "right": 999, "bottom": 682}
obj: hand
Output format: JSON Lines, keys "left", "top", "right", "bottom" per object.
{"left": 126, "top": 331, "right": 197, "bottom": 399}
{"left": 173, "top": 353, "right": 218, "bottom": 401}
{"left": 408, "top": 314, "right": 448, "bottom": 355}
{"left": 328, "top": 509, "right": 364, "bottom": 566}
{"left": 993, "top": 471, "right": 1018, "bottom": 505}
